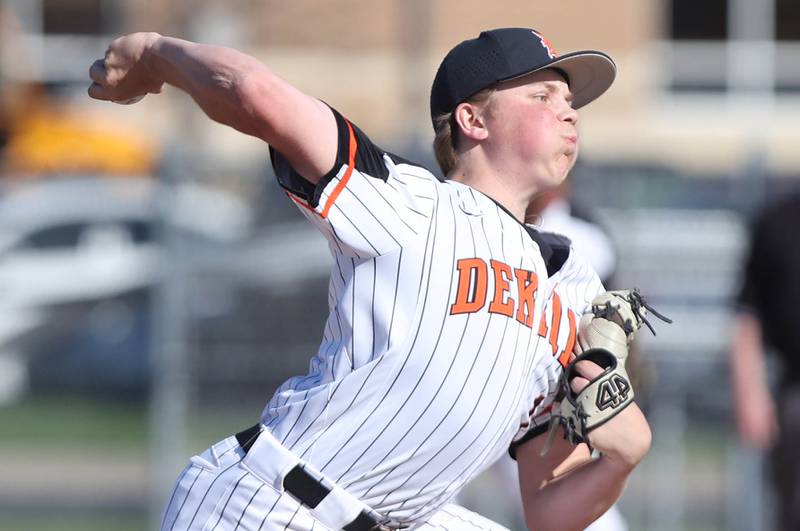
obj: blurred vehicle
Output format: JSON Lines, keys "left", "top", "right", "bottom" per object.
{"left": 0, "top": 177, "right": 252, "bottom": 403}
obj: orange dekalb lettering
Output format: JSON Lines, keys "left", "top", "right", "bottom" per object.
{"left": 451, "top": 258, "right": 538, "bottom": 328}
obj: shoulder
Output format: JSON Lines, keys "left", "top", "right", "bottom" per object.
{"left": 335, "top": 110, "right": 441, "bottom": 192}
{"left": 270, "top": 105, "right": 439, "bottom": 204}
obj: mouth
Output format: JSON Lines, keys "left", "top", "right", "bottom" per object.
{"left": 563, "top": 135, "right": 578, "bottom": 159}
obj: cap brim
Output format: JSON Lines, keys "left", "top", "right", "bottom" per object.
{"left": 499, "top": 51, "right": 616, "bottom": 109}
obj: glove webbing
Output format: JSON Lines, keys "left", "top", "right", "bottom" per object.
{"left": 592, "top": 289, "right": 672, "bottom": 337}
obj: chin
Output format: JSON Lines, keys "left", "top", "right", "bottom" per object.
{"left": 531, "top": 159, "right": 574, "bottom": 192}
{"left": 552, "top": 166, "right": 572, "bottom": 186}
{"left": 557, "top": 157, "right": 577, "bottom": 181}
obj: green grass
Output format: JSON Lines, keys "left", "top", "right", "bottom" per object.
{"left": 0, "top": 397, "right": 739, "bottom": 531}
{"left": 0, "top": 514, "right": 146, "bottom": 531}
{"left": 0, "top": 395, "right": 260, "bottom": 451}
{"left": 0, "top": 396, "right": 148, "bottom": 452}
{"left": 0, "top": 396, "right": 258, "bottom": 531}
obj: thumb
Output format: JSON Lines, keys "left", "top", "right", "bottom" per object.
{"left": 88, "top": 82, "right": 113, "bottom": 101}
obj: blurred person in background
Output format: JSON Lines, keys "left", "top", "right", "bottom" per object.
{"left": 730, "top": 191, "right": 800, "bottom": 531}
{"left": 529, "top": 182, "right": 655, "bottom": 396}
{"left": 527, "top": 179, "right": 616, "bottom": 287}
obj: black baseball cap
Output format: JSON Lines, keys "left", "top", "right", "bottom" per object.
{"left": 430, "top": 28, "right": 616, "bottom": 127}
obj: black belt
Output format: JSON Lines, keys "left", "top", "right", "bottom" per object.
{"left": 235, "top": 425, "right": 393, "bottom": 531}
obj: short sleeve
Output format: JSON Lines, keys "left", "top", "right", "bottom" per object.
{"left": 270, "top": 106, "right": 436, "bottom": 259}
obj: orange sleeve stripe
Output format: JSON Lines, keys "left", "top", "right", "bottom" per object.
{"left": 286, "top": 191, "right": 316, "bottom": 213}
{"left": 320, "top": 119, "right": 357, "bottom": 219}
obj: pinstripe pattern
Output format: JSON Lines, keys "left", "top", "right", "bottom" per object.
{"left": 514, "top": 246, "right": 604, "bottom": 441}
{"left": 160, "top": 435, "right": 335, "bottom": 531}
{"left": 266, "top": 143, "right": 564, "bottom": 523}
{"left": 165, "top": 109, "right": 604, "bottom": 529}
{"left": 263, "top": 109, "right": 604, "bottom": 523}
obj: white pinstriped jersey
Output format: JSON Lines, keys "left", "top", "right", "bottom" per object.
{"left": 263, "top": 108, "right": 603, "bottom": 525}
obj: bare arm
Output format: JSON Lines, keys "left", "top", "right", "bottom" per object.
{"left": 517, "top": 361, "right": 651, "bottom": 530}
{"left": 88, "top": 32, "right": 336, "bottom": 183}
{"left": 729, "top": 311, "right": 778, "bottom": 449}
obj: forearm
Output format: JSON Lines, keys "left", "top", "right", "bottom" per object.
{"left": 145, "top": 35, "right": 281, "bottom": 139}
{"left": 125, "top": 34, "right": 335, "bottom": 179}
{"left": 730, "top": 312, "right": 766, "bottom": 393}
{"left": 730, "top": 312, "right": 771, "bottom": 417}
{"left": 524, "top": 454, "right": 633, "bottom": 531}
{"left": 90, "top": 32, "right": 336, "bottom": 180}
{"left": 519, "top": 402, "right": 650, "bottom": 530}
{"left": 729, "top": 311, "right": 778, "bottom": 447}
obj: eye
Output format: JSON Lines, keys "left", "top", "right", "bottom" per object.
{"left": 532, "top": 93, "right": 549, "bottom": 102}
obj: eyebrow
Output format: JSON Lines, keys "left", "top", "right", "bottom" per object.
{"left": 543, "top": 82, "right": 574, "bottom": 103}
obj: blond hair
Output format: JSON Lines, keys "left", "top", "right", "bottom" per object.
{"left": 432, "top": 87, "right": 495, "bottom": 176}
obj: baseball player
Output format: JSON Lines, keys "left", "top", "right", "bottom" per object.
{"left": 89, "top": 28, "right": 654, "bottom": 530}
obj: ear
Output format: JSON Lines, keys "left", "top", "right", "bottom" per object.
{"left": 453, "top": 101, "right": 489, "bottom": 142}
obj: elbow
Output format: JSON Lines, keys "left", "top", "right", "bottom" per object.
{"left": 233, "top": 67, "right": 274, "bottom": 108}
{"left": 232, "top": 67, "right": 283, "bottom": 138}
{"left": 200, "top": 62, "right": 279, "bottom": 139}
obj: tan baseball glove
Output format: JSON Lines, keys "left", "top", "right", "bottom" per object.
{"left": 543, "top": 289, "right": 671, "bottom": 454}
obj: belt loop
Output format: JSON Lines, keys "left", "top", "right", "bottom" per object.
{"left": 235, "top": 424, "right": 262, "bottom": 453}
{"left": 233, "top": 424, "right": 398, "bottom": 530}
{"left": 283, "top": 465, "right": 329, "bottom": 508}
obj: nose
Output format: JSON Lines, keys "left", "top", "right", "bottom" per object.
{"left": 560, "top": 103, "right": 578, "bottom": 125}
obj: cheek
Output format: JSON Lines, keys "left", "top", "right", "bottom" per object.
{"left": 509, "top": 109, "right": 560, "bottom": 153}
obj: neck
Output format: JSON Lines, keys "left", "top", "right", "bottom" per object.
{"left": 447, "top": 152, "right": 539, "bottom": 224}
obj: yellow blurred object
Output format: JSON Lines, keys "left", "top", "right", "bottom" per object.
{"left": 3, "top": 106, "right": 158, "bottom": 176}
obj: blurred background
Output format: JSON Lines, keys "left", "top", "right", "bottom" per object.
{"left": 0, "top": 1, "right": 798, "bottom": 530}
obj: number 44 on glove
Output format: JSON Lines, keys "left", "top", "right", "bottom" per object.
{"left": 541, "top": 289, "right": 671, "bottom": 455}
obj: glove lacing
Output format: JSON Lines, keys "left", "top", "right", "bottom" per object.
{"left": 591, "top": 288, "right": 673, "bottom": 337}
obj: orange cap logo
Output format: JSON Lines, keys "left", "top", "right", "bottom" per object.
{"left": 532, "top": 30, "right": 558, "bottom": 59}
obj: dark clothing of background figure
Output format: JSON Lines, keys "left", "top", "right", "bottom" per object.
{"left": 738, "top": 192, "right": 800, "bottom": 531}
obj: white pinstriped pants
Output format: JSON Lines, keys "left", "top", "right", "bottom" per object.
{"left": 159, "top": 434, "right": 509, "bottom": 531}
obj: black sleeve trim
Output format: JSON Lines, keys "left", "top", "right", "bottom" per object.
{"left": 384, "top": 151, "right": 436, "bottom": 175}
{"left": 269, "top": 148, "right": 318, "bottom": 204}
{"left": 508, "top": 422, "right": 550, "bottom": 460}
{"left": 268, "top": 106, "right": 390, "bottom": 208}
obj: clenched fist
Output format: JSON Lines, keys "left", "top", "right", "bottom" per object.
{"left": 88, "top": 32, "right": 164, "bottom": 104}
